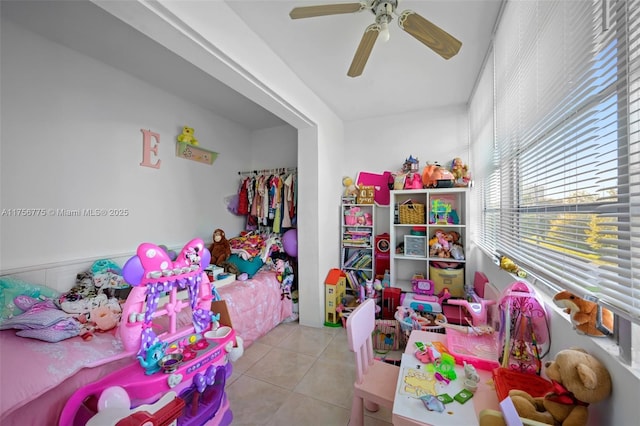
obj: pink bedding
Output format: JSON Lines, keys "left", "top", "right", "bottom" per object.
{"left": 0, "top": 270, "right": 290, "bottom": 425}
{"left": 0, "top": 328, "right": 133, "bottom": 425}
{"left": 216, "top": 270, "right": 293, "bottom": 348}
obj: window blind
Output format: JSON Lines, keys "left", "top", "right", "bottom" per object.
{"left": 471, "top": 0, "right": 640, "bottom": 323}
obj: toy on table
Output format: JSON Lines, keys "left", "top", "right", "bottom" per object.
{"left": 498, "top": 281, "right": 550, "bottom": 375}
{"left": 177, "top": 126, "right": 199, "bottom": 146}
{"left": 489, "top": 349, "right": 612, "bottom": 426}
{"left": 553, "top": 290, "right": 613, "bottom": 337}
{"left": 209, "top": 228, "right": 231, "bottom": 266}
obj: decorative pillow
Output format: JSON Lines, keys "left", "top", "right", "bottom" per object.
{"left": 16, "top": 317, "right": 80, "bottom": 342}
{"left": 225, "top": 254, "right": 264, "bottom": 278}
{"left": 0, "top": 276, "right": 60, "bottom": 321}
{"left": 0, "top": 299, "right": 70, "bottom": 330}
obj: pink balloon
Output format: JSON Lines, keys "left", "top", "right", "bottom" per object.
{"left": 282, "top": 229, "right": 298, "bottom": 257}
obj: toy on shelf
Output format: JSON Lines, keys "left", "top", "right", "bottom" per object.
{"left": 422, "top": 162, "right": 455, "bottom": 188}
{"left": 60, "top": 238, "right": 240, "bottom": 426}
{"left": 450, "top": 157, "right": 470, "bottom": 187}
{"left": 342, "top": 176, "right": 359, "bottom": 197}
{"left": 177, "top": 126, "right": 199, "bottom": 146}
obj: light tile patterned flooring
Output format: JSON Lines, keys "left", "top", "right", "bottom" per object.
{"left": 225, "top": 321, "right": 396, "bottom": 426}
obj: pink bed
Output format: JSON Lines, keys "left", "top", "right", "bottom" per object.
{"left": 216, "top": 269, "right": 293, "bottom": 348}
{"left": 0, "top": 328, "right": 133, "bottom": 425}
{"left": 0, "top": 269, "right": 291, "bottom": 425}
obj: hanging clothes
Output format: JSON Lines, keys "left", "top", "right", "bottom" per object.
{"left": 237, "top": 177, "right": 250, "bottom": 216}
{"left": 282, "top": 173, "right": 293, "bottom": 229}
{"left": 236, "top": 168, "right": 298, "bottom": 232}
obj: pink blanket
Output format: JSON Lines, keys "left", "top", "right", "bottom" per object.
{"left": 217, "top": 270, "right": 293, "bottom": 348}
{"left": 0, "top": 328, "right": 133, "bottom": 424}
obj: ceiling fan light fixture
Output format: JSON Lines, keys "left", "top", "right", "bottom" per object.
{"left": 379, "top": 21, "right": 390, "bottom": 42}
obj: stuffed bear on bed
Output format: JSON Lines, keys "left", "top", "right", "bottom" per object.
{"left": 209, "top": 228, "right": 231, "bottom": 266}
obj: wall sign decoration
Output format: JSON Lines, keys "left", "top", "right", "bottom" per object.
{"left": 140, "top": 129, "right": 162, "bottom": 169}
{"left": 356, "top": 171, "right": 393, "bottom": 206}
{"left": 175, "top": 142, "right": 218, "bottom": 165}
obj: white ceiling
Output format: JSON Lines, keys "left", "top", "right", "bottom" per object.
{"left": 226, "top": 0, "right": 503, "bottom": 122}
{"left": 1, "top": 0, "right": 503, "bottom": 129}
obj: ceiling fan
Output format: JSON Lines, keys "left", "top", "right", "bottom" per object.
{"left": 289, "top": 0, "right": 462, "bottom": 77}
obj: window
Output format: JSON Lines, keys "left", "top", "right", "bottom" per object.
{"left": 470, "top": 0, "right": 640, "bottom": 363}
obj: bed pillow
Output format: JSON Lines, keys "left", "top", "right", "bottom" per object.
{"left": 226, "top": 254, "right": 264, "bottom": 278}
{"left": 0, "top": 299, "right": 70, "bottom": 330}
{"left": 0, "top": 276, "right": 60, "bottom": 321}
{"left": 16, "top": 317, "right": 81, "bottom": 342}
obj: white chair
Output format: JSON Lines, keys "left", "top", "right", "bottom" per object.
{"left": 346, "top": 298, "right": 400, "bottom": 426}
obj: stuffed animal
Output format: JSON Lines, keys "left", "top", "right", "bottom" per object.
{"left": 553, "top": 291, "right": 613, "bottom": 337}
{"left": 177, "top": 126, "right": 198, "bottom": 146}
{"left": 451, "top": 157, "right": 470, "bottom": 185}
{"left": 504, "top": 348, "right": 612, "bottom": 426}
{"left": 342, "top": 176, "right": 358, "bottom": 197}
{"left": 209, "top": 229, "right": 231, "bottom": 266}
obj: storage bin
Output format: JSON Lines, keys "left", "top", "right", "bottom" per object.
{"left": 410, "top": 226, "right": 427, "bottom": 236}
{"left": 430, "top": 264, "right": 465, "bottom": 297}
{"left": 399, "top": 200, "right": 425, "bottom": 224}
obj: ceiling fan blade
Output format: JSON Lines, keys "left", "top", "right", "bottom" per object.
{"left": 289, "top": 2, "right": 366, "bottom": 19}
{"left": 398, "top": 10, "right": 462, "bottom": 60}
{"left": 348, "top": 24, "right": 380, "bottom": 78}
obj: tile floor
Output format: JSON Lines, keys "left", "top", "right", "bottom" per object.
{"left": 225, "top": 321, "right": 397, "bottom": 426}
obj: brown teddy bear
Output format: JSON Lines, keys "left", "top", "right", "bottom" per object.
{"left": 209, "top": 229, "right": 231, "bottom": 266}
{"left": 481, "top": 348, "right": 612, "bottom": 426}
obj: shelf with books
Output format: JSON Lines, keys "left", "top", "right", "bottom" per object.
{"left": 340, "top": 203, "right": 375, "bottom": 295}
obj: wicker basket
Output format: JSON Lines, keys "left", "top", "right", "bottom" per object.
{"left": 399, "top": 201, "right": 426, "bottom": 224}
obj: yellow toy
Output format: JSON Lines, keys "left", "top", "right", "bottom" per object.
{"left": 451, "top": 157, "right": 470, "bottom": 186}
{"left": 177, "top": 126, "right": 198, "bottom": 146}
{"left": 342, "top": 176, "right": 359, "bottom": 197}
{"left": 500, "top": 255, "right": 527, "bottom": 278}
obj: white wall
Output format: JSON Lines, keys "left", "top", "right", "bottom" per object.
{"left": 343, "top": 105, "right": 469, "bottom": 178}
{"left": 248, "top": 125, "right": 298, "bottom": 170}
{"left": 0, "top": 17, "right": 290, "bottom": 271}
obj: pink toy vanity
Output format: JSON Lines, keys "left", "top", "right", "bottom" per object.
{"left": 59, "top": 239, "right": 240, "bottom": 426}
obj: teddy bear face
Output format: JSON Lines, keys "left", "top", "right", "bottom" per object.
{"left": 545, "top": 349, "right": 612, "bottom": 404}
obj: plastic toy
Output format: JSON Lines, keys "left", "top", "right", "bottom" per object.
{"left": 138, "top": 341, "right": 167, "bottom": 375}
{"left": 60, "top": 238, "right": 240, "bottom": 426}
{"left": 498, "top": 281, "right": 550, "bottom": 375}
{"left": 450, "top": 157, "right": 470, "bottom": 186}
{"left": 422, "top": 163, "right": 455, "bottom": 188}
{"left": 177, "top": 126, "right": 198, "bottom": 146}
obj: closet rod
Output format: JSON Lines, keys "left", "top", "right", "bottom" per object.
{"left": 237, "top": 167, "right": 297, "bottom": 176}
